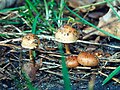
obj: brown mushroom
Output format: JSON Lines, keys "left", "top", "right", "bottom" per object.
{"left": 21, "top": 33, "right": 40, "bottom": 49}
{"left": 66, "top": 55, "right": 79, "bottom": 68}
{"left": 55, "top": 25, "right": 79, "bottom": 54}
{"left": 93, "top": 50, "right": 103, "bottom": 58}
{"left": 77, "top": 52, "right": 99, "bottom": 67}
{"left": 21, "top": 33, "right": 40, "bottom": 65}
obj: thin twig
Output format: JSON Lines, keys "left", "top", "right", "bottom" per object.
{"left": 100, "top": 59, "right": 120, "bottom": 63}
{"left": 101, "top": 67, "right": 117, "bottom": 70}
{"left": 44, "top": 70, "right": 63, "bottom": 77}
{"left": 1, "top": 32, "right": 120, "bottom": 50}
{"left": 4, "top": 25, "right": 22, "bottom": 33}
{"left": 0, "top": 38, "right": 22, "bottom": 44}
{"left": 76, "top": 66, "right": 91, "bottom": 69}
{"left": 39, "top": 66, "right": 60, "bottom": 70}
{"left": 0, "top": 43, "right": 21, "bottom": 49}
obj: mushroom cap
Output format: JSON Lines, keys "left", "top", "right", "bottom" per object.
{"left": 21, "top": 33, "right": 40, "bottom": 49}
{"left": 66, "top": 55, "right": 79, "bottom": 68}
{"left": 77, "top": 52, "right": 99, "bottom": 67}
{"left": 55, "top": 25, "right": 79, "bottom": 43}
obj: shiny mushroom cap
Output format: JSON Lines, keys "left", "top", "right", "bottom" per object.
{"left": 21, "top": 33, "right": 40, "bottom": 49}
{"left": 77, "top": 52, "right": 99, "bottom": 67}
{"left": 55, "top": 25, "right": 79, "bottom": 43}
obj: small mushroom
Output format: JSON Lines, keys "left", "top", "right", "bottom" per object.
{"left": 66, "top": 55, "right": 79, "bottom": 68}
{"left": 21, "top": 33, "right": 40, "bottom": 49}
{"left": 77, "top": 52, "right": 99, "bottom": 67}
{"left": 93, "top": 50, "right": 103, "bottom": 58}
{"left": 55, "top": 25, "right": 79, "bottom": 54}
{"left": 21, "top": 33, "right": 40, "bottom": 65}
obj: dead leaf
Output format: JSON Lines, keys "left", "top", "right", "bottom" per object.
{"left": 83, "top": 8, "right": 120, "bottom": 39}
{"left": 22, "top": 59, "right": 42, "bottom": 81}
{"left": 56, "top": 0, "right": 104, "bottom": 12}
{"left": 97, "top": 8, "right": 120, "bottom": 37}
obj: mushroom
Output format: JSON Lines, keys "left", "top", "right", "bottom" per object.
{"left": 77, "top": 52, "right": 99, "bottom": 67}
{"left": 55, "top": 25, "right": 79, "bottom": 54}
{"left": 66, "top": 55, "right": 79, "bottom": 68}
{"left": 21, "top": 33, "right": 40, "bottom": 65}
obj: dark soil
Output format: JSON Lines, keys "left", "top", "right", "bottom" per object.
{"left": 0, "top": 35, "right": 120, "bottom": 90}
{"left": 0, "top": 1, "right": 120, "bottom": 90}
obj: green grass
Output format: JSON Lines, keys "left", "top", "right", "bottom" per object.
{"left": 65, "top": 0, "right": 120, "bottom": 85}
{"left": 21, "top": 0, "right": 71, "bottom": 90}
{"left": 102, "top": 0, "right": 120, "bottom": 85}
{"left": 0, "top": 6, "right": 25, "bottom": 13}
{"left": 0, "top": 0, "right": 120, "bottom": 89}
{"left": 105, "top": 0, "right": 120, "bottom": 19}
{"left": 102, "top": 66, "right": 120, "bottom": 85}
{"left": 66, "top": 4, "right": 120, "bottom": 40}
{"left": 23, "top": 71, "right": 38, "bottom": 90}
{"left": 58, "top": 44, "right": 71, "bottom": 90}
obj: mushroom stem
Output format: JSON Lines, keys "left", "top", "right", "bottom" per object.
{"left": 64, "top": 43, "right": 71, "bottom": 54}
{"left": 29, "top": 50, "right": 35, "bottom": 66}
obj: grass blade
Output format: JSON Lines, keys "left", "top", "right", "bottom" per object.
{"left": 0, "top": 6, "right": 25, "bottom": 13}
{"left": 105, "top": 0, "right": 120, "bottom": 19}
{"left": 58, "top": 0, "right": 65, "bottom": 27}
{"left": 44, "top": 0, "right": 49, "bottom": 20}
{"left": 23, "top": 72, "right": 38, "bottom": 90}
{"left": 32, "top": 14, "right": 40, "bottom": 34}
{"left": 102, "top": 66, "right": 120, "bottom": 85}
{"left": 58, "top": 44, "right": 71, "bottom": 90}
{"left": 25, "top": 0, "right": 39, "bottom": 14}
{"left": 66, "top": 5, "right": 120, "bottom": 40}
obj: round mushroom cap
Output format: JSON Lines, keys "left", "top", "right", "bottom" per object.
{"left": 21, "top": 33, "right": 40, "bottom": 49}
{"left": 55, "top": 25, "right": 79, "bottom": 43}
{"left": 77, "top": 52, "right": 99, "bottom": 67}
{"left": 66, "top": 55, "right": 79, "bottom": 68}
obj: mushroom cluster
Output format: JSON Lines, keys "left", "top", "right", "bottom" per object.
{"left": 66, "top": 52, "right": 99, "bottom": 68}
{"left": 55, "top": 25, "right": 80, "bottom": 54}
{"left": 55, "top": 25, "right": 99, "bottom": 67}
